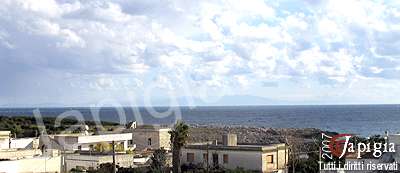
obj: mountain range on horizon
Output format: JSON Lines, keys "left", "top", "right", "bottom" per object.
{"left": 1, "top": 95, "right": 395, "bottom": 108}
{"left": 0, "top": 95, "right": 292, "bottom": 108}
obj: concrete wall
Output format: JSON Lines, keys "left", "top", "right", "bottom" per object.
{"left": 133, "top": 130, "right": 159, "bottom": 150}
{"left": 0, "top": 139, "right": 9, "bottom": 150}
{"left": 65, "top": 154, "right": 135, "bottom": 171}
{"left": 77, "top": 133, "right": 132, "bottom": 144}
{"left": 0, "top": 149, "right": 41, "bottom": 160}
{"left": 261, "top": 148, "right": 288, "bottom": 172}
{"left": 181, "top": 148, "right": 263, "bottom": 171}
{"left": 0, "top": 131, "right": 11, "bottom": 150}
{"left": 0, "top": 156, "right": 61, "bottom": 173}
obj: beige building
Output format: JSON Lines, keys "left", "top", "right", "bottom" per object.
{"left": 0, "top": 131, "right": 11, "bottom": 149}
{"left": 132, "top": 126, "right": 171, "bottom": 151}
{"left": 181, "top": 134, "right": 288, "bottom": 173}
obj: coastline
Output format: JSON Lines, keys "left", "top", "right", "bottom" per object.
{"left": 188, "top": 124, "right": 327, "bottom": 145}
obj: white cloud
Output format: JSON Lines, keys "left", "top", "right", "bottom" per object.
{"left": 0, "top": 0, "right": 399, "bottom": 105}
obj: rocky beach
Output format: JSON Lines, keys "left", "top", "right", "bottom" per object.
{"left": 188, "top": 124, "right": 325, "bottom": 145}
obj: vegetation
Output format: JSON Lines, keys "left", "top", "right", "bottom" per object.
{"left": 0, "top": 116, "right": 118, "bottom": 138}
{"left": 150, "top": 148, "right": 168, "bottom": 173}
{"left": 87, "top": 163, "right": 115, "bottom": 173}
{"left": 169, "top": 121, "right": 190, "bottom": 173}
{"left": 285, "top": 131, "right": 325, "bottom": 173}
{"left": 180, "top": 165, "right": 256, "bottom": 173}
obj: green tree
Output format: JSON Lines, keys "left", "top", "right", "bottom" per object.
{"left": 169, "top": 121, "right": 189, "bottom": 173}
{"left": 150, "top": 148, "right": 168, "bottom": 173}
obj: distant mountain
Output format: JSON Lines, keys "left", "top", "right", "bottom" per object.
{"left": 0, "top": 95, "right": 288, "bottom": 108}
{"left": 145, "top": 95, "right": 287, "bottom": 107}
{"left": 204, "top": 95, "right": 283, "bottom": 106}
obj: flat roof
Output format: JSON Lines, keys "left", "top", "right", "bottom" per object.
{"left": 134, "top": 125, "right": 171, "bottom": 132}
{"left": 53, "top": 133, "right": 132, "bottom": 143}
{"left": 184, "top": 143, "right": 286, "bottom": 152}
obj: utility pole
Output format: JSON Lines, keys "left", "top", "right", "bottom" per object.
{"left": 206, "top": 142, "right": 209, "bottom": 173}
{"left": 8, "top": 133, "right": 11, "bottom": 149}
{"left": 112, "top": 141, "right": 117, "bottom": 173}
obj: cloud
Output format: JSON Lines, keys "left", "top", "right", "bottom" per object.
{"left": 0, "top": 0, "right": 399, "bottom": 105}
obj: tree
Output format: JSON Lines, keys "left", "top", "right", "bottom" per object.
{"left": 284, "top": 135, "right": 305, "bottom": 173}
{"left": 94, "top": 142, "right": 111, "bottom": 152}
{"left": 169, "top": 121, "right": 189, "bottom": 173}
{"left": 150, "top": 148, "right": 168, "bottom": 173}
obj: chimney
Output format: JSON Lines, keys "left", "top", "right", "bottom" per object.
{"left": 223, "top": 134, "right": 237, "bottom": 146}
{"left": 212, "top": 140, "right": 218, "bottom": 145}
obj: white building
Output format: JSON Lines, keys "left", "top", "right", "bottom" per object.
{"left": 181, "top": 134, "right": 288, "bottom": 173}
{"left": 51, "top": 132, "right": 134, "bottom": 151}
{"left": 0, "top": 131, "right": 39, "bottom": 150}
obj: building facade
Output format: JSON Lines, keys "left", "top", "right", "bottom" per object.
{"left": 181, "top": 134, "right": 288, "bottom": 173}
{"left": 132, "top": 126, "right": 171, "bottom": 151}
{"left": 51, "top": 132, "right": 134, "bottom": 151}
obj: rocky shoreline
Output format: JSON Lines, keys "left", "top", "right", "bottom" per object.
{"left": 188, "top": 124, "right": 326, "bottom": 145}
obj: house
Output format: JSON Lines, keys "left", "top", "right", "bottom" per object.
{"left": 181, "top": 134, "right": 288, "bottom": 173}
{"left": 132, "top": 125, "right": 171, "bottom": 151}
{"left": 0, "top": 131, "right": 40, "bottom": 150}
{"left": 49, "top": 132, "right": 134, "bottom": 151}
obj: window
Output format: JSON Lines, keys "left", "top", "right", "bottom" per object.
{"left": 267, "top": 155, "right": 274, "bottom": 163}
{"left": 128, "top": 140, "right": 133, "bottom": 145}
{"left": 187, "top": 153, "right": 194, "bottom": 163}
{"left": 148, "top": 138, "right": 152, "bottom": 146}
{"left": 203, "top": 153, "right": 208, "bottom": 162}
{"left": 223, "top": 154, "right": 229, "bottom": 164}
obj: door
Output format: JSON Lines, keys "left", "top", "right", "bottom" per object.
{"left": 212, "top": 153, "right": 219, "bottom": 166}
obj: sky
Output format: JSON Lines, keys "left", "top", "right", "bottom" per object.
{"left": 0, "top": 0, "right": 400, "bottom": 107}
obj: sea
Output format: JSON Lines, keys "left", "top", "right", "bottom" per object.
{"left": 0, "top": 105, "right": 400, "bottom": 136}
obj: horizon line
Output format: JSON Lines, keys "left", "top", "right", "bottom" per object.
{"left": 0, "top": 103, "right": 399, "bottom": 109}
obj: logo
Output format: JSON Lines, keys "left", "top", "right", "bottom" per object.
{"left": 328, "top": 134, "right": 353, "bottom": 158}
{"left": 321, "top": 133, "right": 396, "bottom": 160}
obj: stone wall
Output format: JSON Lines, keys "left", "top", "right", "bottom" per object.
{"left": 132, "top": 129, "right": 171, "bottom": 151}
{"left": 0, "top": 149, "right": 41, "bottom": 159}
{"left": 133, "top": 130, "right": 159, "bottom": 150}
{"left": 65, "top": 154, "right": 135, "bottom": 171}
